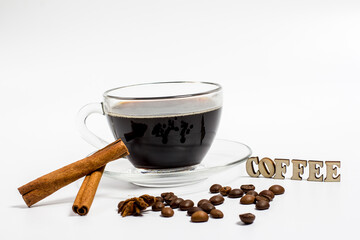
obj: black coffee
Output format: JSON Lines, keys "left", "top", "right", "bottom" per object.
{"left": 106, "top": 107, "right": 221, "bottom": 169}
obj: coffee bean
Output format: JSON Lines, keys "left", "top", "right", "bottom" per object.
{"left": 210, "top": 209, "right": 224, "bottom": 218}
{"left": 209, "top": 195, "right": 224, "bottom": 205}
{"left": 155, "top": 196, "right": 164, "bottom": 202}
{"left": 187, "top": 207, "right": 202, "bottom": 216}
{"left": 240, "top": 195, "right": 255, "bottom": 204}
{"left": 256, "top": 200, "right": 270, "bottom": 210}
{"left": 163, "top": 193, "right": 175, "bottom": 200}
{"left": 246, "top": 190, "right": 258, "bottom": 196}
{"left": 200, "top": 202, "right": 215, "bottom": 213}
{"left": 152, "top": 201, "right": 165, "bottom": 211}
{"left": 219, "top": 186, "right": 232, "bottom": 196}
{"left": 239, "top": 213, "right": 255, "bottom": 224}
{"left": 255, "top": 195, "right": 270, "bottom": 202}
{"left": 164, "top": 194, "right": 178, "bottom": 204}
{"left": 170, "top": 198, "right": 184, "bottom": 209}
{"left": 161, "top": 192, "right": 173, "bottom": 198}
{"left": 179, "top": 199, "right": 194, "bottom": 210}
{"left": 210, "top": 184, "right": 222, "bottom": 193}
{"left": 228, "top": 188, "right": 244, "bottom": 198}
{"left": 161, "top": 207, "right": 174, "bottom": 217}
{"left": 259, "top": 190, "right": 275, "bottom": 201}
{"left": 240, "top": 184, "right": 255, "bottom": 193}
{"left": 197, "top": 199, "right": 211, "bottom": 207}
{"left": 269, "top": 185, "right": 285, "bottom": 195}
{"left": 191, "top": 211, "right": 209, "bottom": 222}
{"left": 163, "top": 192, "right": 175, "bottom": 201}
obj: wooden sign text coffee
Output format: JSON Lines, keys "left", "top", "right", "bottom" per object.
{"left": 246, "top": 157, "right": 341, "bottom": 182}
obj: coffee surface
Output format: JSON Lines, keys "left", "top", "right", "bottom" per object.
{"left": 106, "top": 105, "right": 221, "bottom": 169}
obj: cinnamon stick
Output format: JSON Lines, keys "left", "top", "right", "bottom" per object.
{"left": 18, "top": 138, "right": 129, "bottom": 207}
{"left": 72, "top": 166, "right": 105, "bottom": 216}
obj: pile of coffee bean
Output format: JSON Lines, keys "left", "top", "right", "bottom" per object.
{"left": 209, "top": 183, "right": 285, "bottom": 224}
{"left": 152, "top": 192, "right": 224, "bottom": 222}
{"left": 117, "top": 184, "right": 284, "bottom": 224}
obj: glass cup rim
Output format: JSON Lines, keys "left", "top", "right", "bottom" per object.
{"left": 103, "top": 81, "right": 222, "bottom": 101}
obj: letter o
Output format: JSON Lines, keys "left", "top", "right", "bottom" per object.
{"left": 259, "top": 157, "right": 275, "bottom": 178}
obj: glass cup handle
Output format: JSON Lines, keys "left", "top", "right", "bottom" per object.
{"left": 77, "top": 102, "right": 110, "bottom": 148}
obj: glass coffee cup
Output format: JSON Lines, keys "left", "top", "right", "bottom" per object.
{"left": 77, "top": 81, "right": 223, "bottom": 170}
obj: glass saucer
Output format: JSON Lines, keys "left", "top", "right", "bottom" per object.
{"left": 104, "top": 139, "right": 252, "bottom": 187}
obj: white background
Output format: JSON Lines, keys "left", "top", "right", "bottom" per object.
{"left": 1, "top": 0, "right": 359, "bottom": 239}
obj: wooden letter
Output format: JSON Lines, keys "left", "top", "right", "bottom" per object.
{"left": 274, "top": 158, "right": 290, "bottom": 179}
{"left": 307, "top": 160, "right": 324, "bottom": 182}
{"left": 258, "top": 157, "right": 275, "bottom": 178}
{"left": 246, "top": 157, "right": 260, "bottom": 177}
{"left": 291, "top": 159, "right": 307, "bottom": 180}
{"left": 324, "top": 161, "right": 341, "bottom": 182}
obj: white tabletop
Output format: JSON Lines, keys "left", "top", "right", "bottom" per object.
{"left": 1, "top": 1, "right": 359, "bottom": 239}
